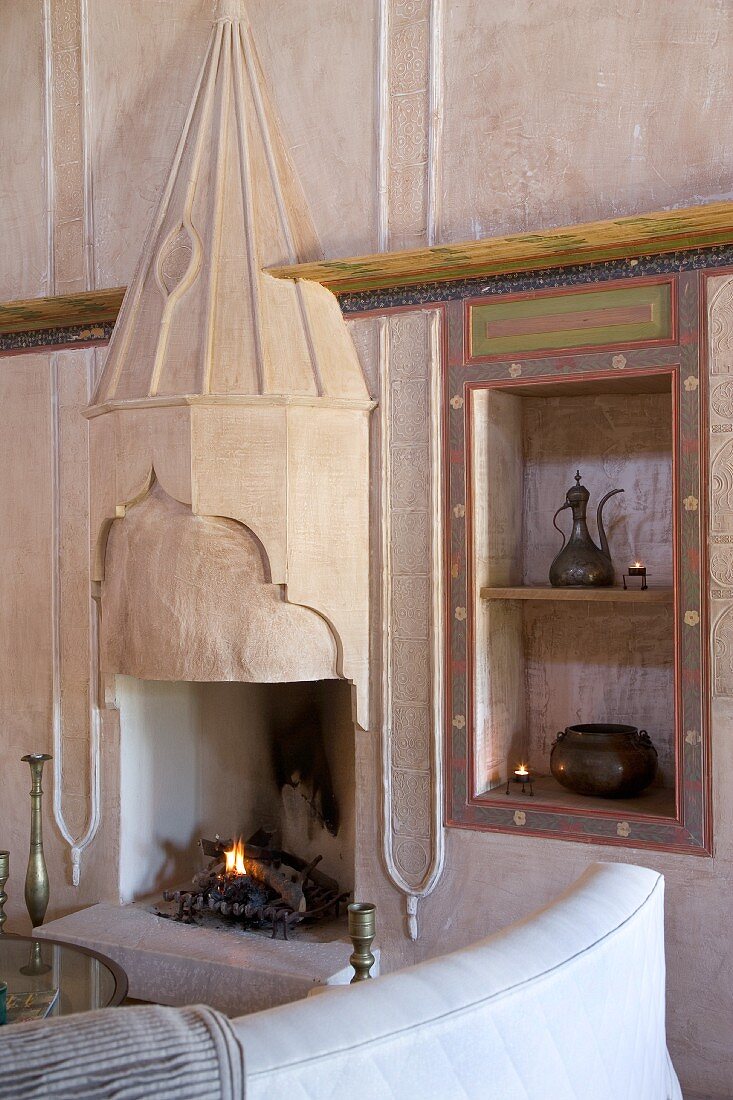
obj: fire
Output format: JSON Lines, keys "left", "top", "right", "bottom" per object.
{"left": 224, "top": 837, "right": 246, "bottom": 877}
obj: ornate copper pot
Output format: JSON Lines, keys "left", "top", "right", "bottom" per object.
{"left": 550, "top": 723, "right": 657, "bottom": 798}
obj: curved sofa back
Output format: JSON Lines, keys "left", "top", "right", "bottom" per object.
{"left": 235, "top": 862, "right": 681, "bottom": 1100}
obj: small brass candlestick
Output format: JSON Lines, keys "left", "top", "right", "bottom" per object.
{"left": 0, "top": 851, "right": 8, "bottom": 934}
{"left": 22, "top": 754, "right": 52, "bottom": 930}
{"left": 20, "top": 939, "right": 51, "bottom": 977}
{"left": 348, "top": 902, "right": 376, "bottom": 983}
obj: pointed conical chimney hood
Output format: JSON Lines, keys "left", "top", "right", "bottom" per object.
{"left": 94, "top": 0, "right": 366, "bottom": 405}
{"left": 86, "top": 0, "right": 373, "bottom": 725}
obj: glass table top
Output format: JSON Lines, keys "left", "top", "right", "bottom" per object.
{"left": 0, "top": 934, "right": 127, "bottom": 1020}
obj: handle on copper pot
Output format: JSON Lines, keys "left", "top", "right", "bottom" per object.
{"left": 636, "top": 729, "right": 655, "bottom": 751}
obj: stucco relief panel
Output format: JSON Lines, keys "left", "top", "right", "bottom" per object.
{"left": 392, "top": 511, "right": 430, "bottom": 574}
{"left": 392, "top": 575, "right": 430, "bottom": 639}
{"left": 382, "top": 310, "right": 443, "bottom": 938}
{"left": 710, "top": 279, "right": 733, "bottom": 375}
{"left": 392, "top": 706, "right": 431, "bottom": 770}
{"left": 392, "top": 770, "right": 431, "bottom": 836}
{"left": 389, "top": 23, "right": 429, "bottom": 94}
{"left": 380, "top": 0, "right": 441, "bottom": 251}
{"left": 708, "top": 274, "right": 733, "bottom": 696}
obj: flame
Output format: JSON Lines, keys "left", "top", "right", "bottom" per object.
{"left": 224, "top": 837, "right": 246, "bottom": 876}
{"left": 515, "top": 764, "right": 529, "bottom": 777}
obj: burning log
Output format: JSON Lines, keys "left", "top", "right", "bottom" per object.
{"left": 245, "top": 858, "right": 306, "bottom": 913}
{"left": 200, "top": 837, "right": 340, "bottom": 894}
{"left": 159, "top": 830, "right": 348, "bottom": 939}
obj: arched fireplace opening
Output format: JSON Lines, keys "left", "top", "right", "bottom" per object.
{"left": 117, "top": 677, "right": 355, "bottom": 907}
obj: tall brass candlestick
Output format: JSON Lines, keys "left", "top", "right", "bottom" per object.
{"left": 0, "top": 851, "right": 8, "bottom": 934}
{"left": 347, "top": 902, "right": 376, "bottom": 983}
{"left": 21, "top": 754, "right": 52, "bottom": 929}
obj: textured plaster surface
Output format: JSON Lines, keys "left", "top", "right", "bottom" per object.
{"left": 0, "top": 2, "right": 47, "bottom": 299}
{"left": 88, "top": 0, "right": 377, "bottom": 288}
{"left": 441, "top": 0, "right": 733, "bottom": 243}
{"left": 102, "top": 485, "right": 338, "bottom": 684}
{"left": 0, "top": 2, "right": 733, "bottom": 1095}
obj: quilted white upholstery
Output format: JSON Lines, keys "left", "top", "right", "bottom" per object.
{"left": 234, "top": 862, "right": 682, "bottom": 1100}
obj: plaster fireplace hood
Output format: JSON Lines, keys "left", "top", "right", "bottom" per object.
{"left": 84, "top": 0, "right": 374, "bottom": 725}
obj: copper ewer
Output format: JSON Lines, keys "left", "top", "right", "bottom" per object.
{"left": 549, "top": 471, "right": 624, "bottom": 587}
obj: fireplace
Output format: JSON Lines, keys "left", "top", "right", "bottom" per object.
{"left": 33, "top": 0, "right": 375, "bottom": 1011}
{"left": 117, "top": 677, "right": 355, "bottom": 910}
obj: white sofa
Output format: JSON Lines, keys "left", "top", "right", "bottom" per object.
{"left": 0, "top": 862, "right": 682, "bottom": 1100}
{"left": 236, "top": 862, "right": 681, "bottom": 1099}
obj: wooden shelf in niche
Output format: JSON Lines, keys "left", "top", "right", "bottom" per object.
{"left": 478, "top": 774, "right": 677, "bottom": 820}
{"left": 480, "top": 585, "right": 673, "bottom": 604}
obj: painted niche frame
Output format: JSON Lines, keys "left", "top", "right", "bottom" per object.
{"left": 444, "top": 268, "right": 711, "bottom": 854}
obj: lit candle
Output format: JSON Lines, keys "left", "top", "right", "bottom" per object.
{"left": 623, "top": 561, "right": 648, "bottom": 591}
{"left": 505, "top": 762, "right": 533, "bottom": 796}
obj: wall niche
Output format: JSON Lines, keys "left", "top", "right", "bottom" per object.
{"left": 472, "top": 374, "right": 675, "bottom": 816}
{"left": 445, "top": 271, "right": 710, "bottom": 853}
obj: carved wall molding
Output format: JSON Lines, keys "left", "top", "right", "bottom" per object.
{"left": 381, "top": 310, "right": 445, "bottom": 939}
{"left": 378, "top": 0, "right": 444, "bottom": 251}
{"left": 45, "top": 0, "right": 101, "bottom": 884}
{"left": 708, "top": 273, "right": 733, "bottom": 695}
{"left": 353, "top": 88, "right": 449, "bottom": 928}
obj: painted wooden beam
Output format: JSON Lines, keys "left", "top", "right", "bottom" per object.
{"left": 0, "top": 287, "right": 125, "bottom": 335}
{"left": 2, "top": 201, "right": 733, "bottom": 340}
{"left": 268, "top": 201, "right": 733, "bottom": 294}
{"left": 480, "top": 585, "right": 674, "bottom": 603}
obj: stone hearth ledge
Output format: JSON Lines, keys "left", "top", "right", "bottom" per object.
{"left": 37, "top": 903, "right": 376, "bottom": 1016}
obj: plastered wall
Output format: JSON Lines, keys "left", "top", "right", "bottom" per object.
{"left": 1, "top": 2, "right": 733, "bottom": 1095}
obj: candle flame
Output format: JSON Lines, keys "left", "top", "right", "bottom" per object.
{"left": 515, "top": 764, "right": 529, "bottom": 777}
{"left": 224, "top": 837, "right": 246, "bottom": 876}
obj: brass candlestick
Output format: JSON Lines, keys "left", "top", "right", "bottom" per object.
{"left": 0, "top": 851, "right": 8, "bottom": 934}
{"left": 21, "top": 754, "right": 52, "bottom": 929}
{"left": 348, "top": 902, "right": 376, "bottom": 983}
{"left": 20, "top": 939, "right": 51, "bottom": 977}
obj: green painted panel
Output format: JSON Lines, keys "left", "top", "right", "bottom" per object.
{"left": 470, "top": 283, "right": 672, "bottom": 358}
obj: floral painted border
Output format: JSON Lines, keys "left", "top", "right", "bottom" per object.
{"left": 444, "top": 269, "right": 710, "bottom": 854}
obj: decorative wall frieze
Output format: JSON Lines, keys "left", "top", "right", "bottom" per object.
{"left": 708, "top": 273, "right": 733, "bottom": 695}
{"left": 378, "top": 0, "right": 443, "bottom": 251}
{"left": 381, "top": 310, "right": 444, "bottom": 939}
